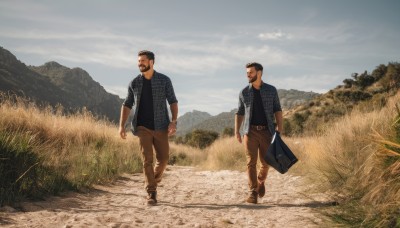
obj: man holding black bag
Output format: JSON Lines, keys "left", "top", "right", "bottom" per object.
{"left": 235, "top": 62, "right": 283, "bottom": 204}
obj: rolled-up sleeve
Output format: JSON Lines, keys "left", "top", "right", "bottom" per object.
{"left": 236, "top": 92, "right": 245, "bottom": 116}
{"left": 122, "top": 82, "right": 134, "bottom": 109}
{"left": 273, "top": 90, "right": 282, "bottom": 113}
{"left": 165, "top": 77, "right": 178, "bottom": 105}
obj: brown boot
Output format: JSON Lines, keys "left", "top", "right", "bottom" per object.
{"left": 246, "top": 191, "right": 258, "bottom": 204}
{"left": 258, "top": 181, "right": 265, "bottom": 198}
{"left": 147, "top": 191, "right": 157, "bottom": 205}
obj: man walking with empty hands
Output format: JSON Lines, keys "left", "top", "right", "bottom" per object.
{"left": 119, "top": 50, "right": 178, "bottom": 205}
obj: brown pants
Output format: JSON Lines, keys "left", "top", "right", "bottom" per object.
{"left": 137, "top": 126, "right": 169, "bottom": 193}
{"left": 243, "top": 127, "right": 273, "bottom": 192}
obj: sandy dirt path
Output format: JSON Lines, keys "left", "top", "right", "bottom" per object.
{"left": 0, "top": 166, "right": 332, "bottom": 227}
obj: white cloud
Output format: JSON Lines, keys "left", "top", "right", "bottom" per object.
{"left": 270, "top": 73, "right": 343, "bottom": 93}
{"left": 157, "top": 43, "right": 295, "bottom": 76}
{"left": 285, "top": 23, "right": 356, "bottom": 44}
{"left": 258, "top": 31, "right": 292, "bottom": 40}
{"left": 14, "top": 45, "right": 134, "bottom": 69}
{"left": 1, "top": 9, "right": 298, "bottom": 75}
{"left": 251, "top": 22, "right": 359, "bottom": 46}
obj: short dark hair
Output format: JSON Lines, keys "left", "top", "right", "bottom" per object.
{"left": 138, "top": 50, "right": 155, "bottom": 61}
{"left": 246, "top": 62, "right": 263, "bottom": 72}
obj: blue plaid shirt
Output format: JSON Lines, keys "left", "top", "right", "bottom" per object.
{"left": 123, "top": 71, "right": 178, "bottom": 134}
{"left": 236, "top": 83, "right": 282, "bottom": 135}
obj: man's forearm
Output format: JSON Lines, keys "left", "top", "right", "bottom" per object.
{"left": 275, "top": 111, "right": 283, "bottom": 133}
{"left": 170, "top": 102, "right": 178, "bottom": 122}
{"left": 119, "top": 106, "right": 131, "bottom": 128}
{"left": 235, "top": 114, "right": 244, "bottom": 134}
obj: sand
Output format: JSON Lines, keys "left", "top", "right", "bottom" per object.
{"left": 0, "top": 166, "right": 332, "bottom": 227}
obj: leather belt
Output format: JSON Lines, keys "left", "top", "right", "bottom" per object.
{"left": 250, "top": 125, "right": 267, "bottom": 130}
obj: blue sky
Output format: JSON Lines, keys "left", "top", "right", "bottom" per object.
{"left": 0, "top": 0, "right": 399, "bottom": 115}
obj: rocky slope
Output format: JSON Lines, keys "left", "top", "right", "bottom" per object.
{"left": 0, "top": 46, "right": 123, "bottom": 123}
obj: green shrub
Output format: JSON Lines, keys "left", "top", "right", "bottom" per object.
{"left": 222, "top": 127, "right": 234, "bottom": 137}
{"left": 186, "top": 129, "right": 219, "bottom": 149}
{"left": 335, "top": 90, "right": 372, "bottom": 103}
{"left": 168, "top": 152, "right": 189, "bottom": 166}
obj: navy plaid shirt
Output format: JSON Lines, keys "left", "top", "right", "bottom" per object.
{"left": 236, "top": 82, "right": 282, "bottom": 135}
{"left": 123, "top": 71, "right": 178, "bottom": 134}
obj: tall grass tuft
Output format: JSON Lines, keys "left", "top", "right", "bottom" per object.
{"left": 202, "top": 137, "right": 246, "bottom": 171}
{"left": 169, "top": 142, "right": 206, "bottom": 166}
{"left": 0, "top": 93, "right": 142, "bottom": 206}
{"left": 288, "top": 92, "right": 400, "bottom": 227}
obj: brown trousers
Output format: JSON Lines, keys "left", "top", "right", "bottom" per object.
{"left": 136, "top": 126, "right": 169, "bottom": 193}
{"left": 243, "top": 127, "right": 273, "bottom": 192}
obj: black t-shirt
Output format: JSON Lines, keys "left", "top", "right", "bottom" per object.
{"left": 137, "top": 78, "right": 155, "bottom": 130}
{"left": 251, "top": 87, "right": 268, "bottom": 126}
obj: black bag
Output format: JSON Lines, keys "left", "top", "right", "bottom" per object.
{"left": 264, "top": 132, "right": 298, "bottom": 174}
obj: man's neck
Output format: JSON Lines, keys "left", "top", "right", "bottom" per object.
{"left": 142, "top": 69, "right": 155, "bottom": 80}
{"left": 252, "top": 80, "right": 263, "bottom": 90}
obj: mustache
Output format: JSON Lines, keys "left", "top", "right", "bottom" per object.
{"left": 139, "top": 64, "right": 146, "bottom": 67}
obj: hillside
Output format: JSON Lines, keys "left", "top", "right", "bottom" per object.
{"left": 0, "top": 47, "right": 123, "bottom": 123}
{"left": 0, "top": 47, "right": 71, "bottom": 106}
{"left": 30, "top": 62, "right": 123, "bottom": 123}
{"left": 180, "top": 109, "right": 237, "bottom": 135}
{"left": 176, "top": 110, "right": 212, "bottom": 135}
{"left": 283, "top": 62, "right": 400, "bottom": 136}
{"left": 278, "top": 89, "right": 319, "bottom": 109}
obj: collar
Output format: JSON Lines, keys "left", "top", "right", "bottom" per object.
{"left": 248, "top": 81, "right": 265, "bottom": 90}
{"left": 140, "top": 70, "right": 157, "bottom": 80}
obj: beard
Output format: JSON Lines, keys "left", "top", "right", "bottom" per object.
{"left": 248, "top": 75, "right": 257, "bottom": 83}
{"left": 139, "top": 64, "right": 150, "bottom": 72}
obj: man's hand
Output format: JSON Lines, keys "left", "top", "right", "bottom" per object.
{"left": 119, "top": 106, "right": 131, "bottom": 140}
{"left": 119, "top": 126, "right": 127, "bottom": 139}
{"left": 168, "top": 121, "right": 177, "bottom": 136}
{"left": 236, "top": 132, "right": 242, "bottom": 143}
{"left": 234, "top": 114, "right": 243, "bottom": 144}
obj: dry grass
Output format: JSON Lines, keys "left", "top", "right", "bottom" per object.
{"left": 169, "top": 136, "right": 247, "bottom": 171}
{"left": 287, "top": 91, "right": 400, "bottom": 227}
{"left": 202, "top": 137, "right": 246, "bottom": 171}
{"left": 0, "top": 94, "right": 142, "bottom": 205}
{"left": 169, "top": 142, "right": 206, "bottom": 166}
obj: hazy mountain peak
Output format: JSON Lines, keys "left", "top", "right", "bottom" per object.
{"left": 0, "top": 47, "right": 24, "bottom": 67}
{"left": 189, "top": 110, "right": 211, "bottom": 115}
{"left": 42, "top": 61, "right": 65, "bottom": 69}
{"left": 0, "top": 46, "right": 16, "bottom": 60}
{"left": 176, "top": 110, "right": 212, "bottom": 135}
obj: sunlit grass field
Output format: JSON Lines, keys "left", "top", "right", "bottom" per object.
{"left": 285, "top": 92, "right": 400, "bottom": 227}
{"left": 0, "top": 94, "right": 142, "bottom": 205}
{"left": 1, "top": 91, "right": 399, "bottom": 227}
